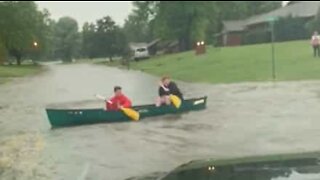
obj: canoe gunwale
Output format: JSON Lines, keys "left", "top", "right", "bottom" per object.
{"left": 45, "top": 96, "right": 207, "bottom": 111}
{"left": 46, "top": 96, "right": 207, "bottom": 127}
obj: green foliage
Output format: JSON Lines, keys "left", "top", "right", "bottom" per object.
{"left": 82, "top": 22, "right": 96, "bottom": 58}
{"left": 81, "top": 16, "right": 129, "bottom": 60}
{"left": 123, "top": 14, "right": 151, "bottom": 42}
{"left": 0, "top": 65, "right": 42, "bottom": 78}
{"left": 0, "top": 1, "right": 52, "bottom": 64}
{"left": 244, "top": 16, "right": 310, "bottom": 45}
{"left": 123, "top": 1, "right": 157, "bottom": 42}
{"left": 125, "top": 1, "right": 281, "bottom": 51}
{"left": 275, "top": 16, "right": 310, "bottom": 42}
{"left": 306, "top": 6, "right": 320, "bottom": 33}
{"left": 244, "top": 28, "right": 271, "bottom": 45}
{"left": 53, "top": 17, "right": 80, "bottom": 62}
{"left": 0, "top": 41, "right": 7, "bottom": 64}
{"left": 153, "top": 1, "right": 216, "bottom": 51}
{"left": 245, "top": 1, "right": 281, "bottom": 17}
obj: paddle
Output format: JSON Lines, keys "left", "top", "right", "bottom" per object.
{"left": 169, "top": 94, "right": 182, "bottom": 109}
{"left": 160, "top": 85, "right": 182, "bottom": 109}
{"left": 94, "top": 94, "right": 140, "bottom": 121}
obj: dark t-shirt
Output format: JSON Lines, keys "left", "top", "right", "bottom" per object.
{"left": 158, "top": 82, "right": 183, "bottom": 99}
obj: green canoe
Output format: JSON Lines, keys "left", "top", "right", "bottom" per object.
{"left": 46, "top": 96, "right": 207, "bottom": 128}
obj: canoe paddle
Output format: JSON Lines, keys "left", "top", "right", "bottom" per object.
{"left": 94, "top": 94, "right": 140, "bottom": 121}
{"left": 160, "top": 85, "right": 182, "bottom": 109}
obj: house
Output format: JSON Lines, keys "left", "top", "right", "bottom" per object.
{"left": 220, "top": 20, "right": 246, "bottom": 46}
{"left": 219, "top": 1, "right": 320, "bottom": 46}
{"left": 147, "top": 38, "right": 161, "bottom": 55}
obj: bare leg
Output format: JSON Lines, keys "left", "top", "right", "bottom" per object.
{"left": 164, "top": 96, "right": 171, "bottom": 105}
{"left": 156, "top": 96, "right": 171, "bottom": 107}
{"left": 155, "top": 97, "right": 162, "bottom": 107}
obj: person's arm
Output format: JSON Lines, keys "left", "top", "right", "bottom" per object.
{"left": 311, "top": 36, "right": 316, "bottom": 45}
{"left": 95, "top": 94, "right": 107, "bottom": 101}
{"left": 106, "top": 96, "right": 117, "bottom": 110}
{"left": 120, "top": 96, "right": 132, "bottom": 108}
{"left": 170, "top": 82, "right": 183, "bottom": 99}
{"left": 159, "top": 85, "right": 169, "bottom": 97}
{"left": 170, "top": 82, "right": 180, "bottom": 92}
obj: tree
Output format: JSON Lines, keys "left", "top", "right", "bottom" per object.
{"left": 306, "top": 6, "right": 320, "bottom": 34}
{"left": 53, "top": 17, "right": 80, "bottom": 62}
{"left": 0, "top": 1, "right": 51, "bottom": 65}
{"left": 246, "top": 1, "right": 281, "bottom": 16}
{"left": 153, "top": 1, "right": 216, "bottom": 51}
{"left": 0, "top": 41, "right": 6, "bottom": 64}
{"left": 275, "top": 16, "right": 309, "bottom": 42}
{"left": 123, "top": 14, "right": 149, "bottom": 42}
{"left": 81, "top": 16, "right": 129, "bottom": 61}
{"left": 124, "top": 1, "right": 281, "bottom": 50}
{"left": 123, "top": 1, "right": 157, "bottom": 42}
{"left": 95, "top": 16, "right": 118, "bottom": 61}
{"left": 81, "top": 22, "right": 96, "bottom": 58}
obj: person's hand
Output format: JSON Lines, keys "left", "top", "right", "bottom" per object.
{"left": 117, "top": 102, "right": 123, "bottom": 109}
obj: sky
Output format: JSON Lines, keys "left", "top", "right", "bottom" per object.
{"left": 36, "top": 1, "right": 133, "bottom": 28}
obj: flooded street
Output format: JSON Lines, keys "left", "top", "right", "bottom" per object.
{"left": 2, "top": 64, "right": 320, "bottom": 180}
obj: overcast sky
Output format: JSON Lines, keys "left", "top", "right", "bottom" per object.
{"left": 36, "top": 1, "right": 133, "bottom": 28}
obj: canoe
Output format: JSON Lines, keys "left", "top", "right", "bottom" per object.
{"left": 46, "top": 96, "right": 207, "bottom": 128}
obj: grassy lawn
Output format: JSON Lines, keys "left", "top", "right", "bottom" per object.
{"left": 129, "top": 40, "right": 320, "bottom": 84}
{"left": 0, "top": 65, "right": 43, "bottom": 84}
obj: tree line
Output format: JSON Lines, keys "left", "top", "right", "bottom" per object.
{"left": 0, "top": 1, "right": 282, "bottom": 65}
{"left": 123, "top": 1, "right": 281, "bottom": 51}
{"left": 0, "top": 1, "right": 129, "bottom": 64}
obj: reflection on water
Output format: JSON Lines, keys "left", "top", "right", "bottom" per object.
{"left": 2, "top": 64, "right": 320, "bottom": 179}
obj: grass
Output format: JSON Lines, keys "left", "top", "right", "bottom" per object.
{"left": 128, "top": 40, "right": 320, "bottom": 84}
{"left": 0, "top": 65, "right": 43, "bottom": 84}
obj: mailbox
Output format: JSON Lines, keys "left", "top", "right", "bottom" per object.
{"left": 195, "top": 41, "right": 206, "bottom": 55}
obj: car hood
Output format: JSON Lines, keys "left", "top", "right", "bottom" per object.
{"left": 158, "top": 155, "right": 320, "bottom": 180}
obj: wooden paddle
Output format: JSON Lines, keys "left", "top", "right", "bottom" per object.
{"left": 160, "top": 85, "right": 182, "bottom": 109}
{"left": 94, "top": 94, "right": 140, "bottom": 121}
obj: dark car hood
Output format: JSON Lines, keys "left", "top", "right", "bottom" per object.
{"left": 125, "top": 154, "right": 320, "bottom": 180}
{"left": 159, "top": 156, "right": 320, "bottom": 180}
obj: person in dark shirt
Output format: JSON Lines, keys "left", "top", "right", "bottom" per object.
{"left": 156, "top": 76, "right": 183, "bottom": 107}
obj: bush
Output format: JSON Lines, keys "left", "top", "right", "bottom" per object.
{"left": 243, "top": 28, "right": 271, "bottom": 45}
{"left": 306, "top": 6, "right": 320, "bottom": 34}
{"left": 275, "top": 16, "right": 309, "bottom": 42}
{"left": 0, "top": 42, "right": 7, "bottom": 64}
{"left": 244, "top": 16, "right": 310, "bottom": 45}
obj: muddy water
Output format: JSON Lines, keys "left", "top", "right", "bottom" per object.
{"left": 1, "top": 64, "right": 320, "bottom": 180}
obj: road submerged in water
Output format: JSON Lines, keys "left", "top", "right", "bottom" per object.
{"left": 1, "top": 63, "right": 320, "bottom": 180}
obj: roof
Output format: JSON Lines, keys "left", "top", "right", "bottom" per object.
{"left": 222, "top": 1, "right": 320, "bottom": 33}
{"left": 222, "top": 20, "right": 246, "bottom": 32}
{"left": 245, "top": 1, "right": 320, "bottom": 26}
{"left": 129, "top": 39, "right": 161, "bottom": 50}
{"left": 147, "top": 38, "right": 161, "bottom": 47}
{"left": 129, "top": 42, "right": 148, "bottom": 50}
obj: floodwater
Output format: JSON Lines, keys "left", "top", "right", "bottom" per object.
{"left": 1, "top": 64, "right": 320, "bottom": 180}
